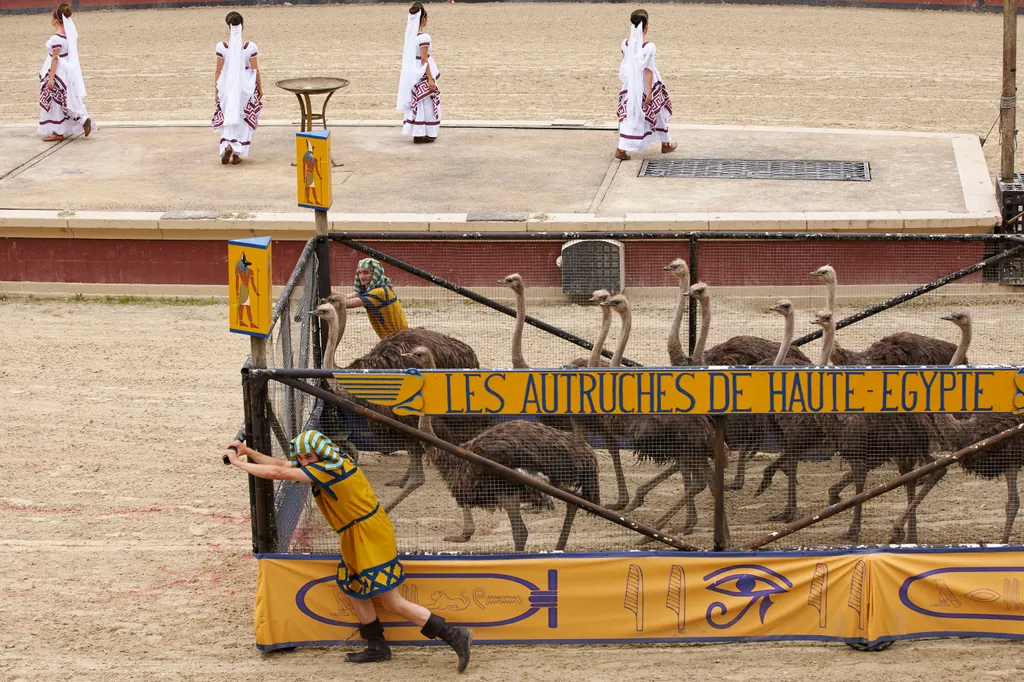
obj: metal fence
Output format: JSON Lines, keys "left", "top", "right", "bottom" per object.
{"left": 239, "top": 232, "right": 1024, "bottom": 556}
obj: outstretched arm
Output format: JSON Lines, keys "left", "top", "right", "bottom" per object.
{"left": 228, "top": 440, "right": 288, "bottom": 467}
{"left": 346, "top": 296, "right": 366, "bottom": 309}
{"left": 224, "top": 444, "right": 305, "bottom": 480}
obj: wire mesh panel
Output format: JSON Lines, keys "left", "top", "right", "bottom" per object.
{"left": 261, "top": 233, "right": 1024, "bottom": 555}
{"left": 638, "top": 159, "right": 871, "bottom": 182}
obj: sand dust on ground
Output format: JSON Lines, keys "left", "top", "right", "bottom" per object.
{"left": 2, "top": 297, "right": 1023, "bottom": 680}
{"left": 0, "top": 3, "right": 1021, "bottom": 175}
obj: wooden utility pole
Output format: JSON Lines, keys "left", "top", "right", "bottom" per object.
{"left": 1001, "top": 0, "right": 1018, "bottom": 181}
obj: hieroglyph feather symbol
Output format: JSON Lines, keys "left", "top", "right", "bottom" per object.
{"left": 332, "top": 369, "right": 426, "bottom": 416}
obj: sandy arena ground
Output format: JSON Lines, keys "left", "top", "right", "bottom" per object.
{"left": 3, "top": 2, "right": 1024, "bottom": 679}
{"left": 0, "top": 3, "right": 1022, "bottom": 174}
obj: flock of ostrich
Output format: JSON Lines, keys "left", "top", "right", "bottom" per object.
{"left": 305, "top": 258, "right": 1024, "bottom": 551}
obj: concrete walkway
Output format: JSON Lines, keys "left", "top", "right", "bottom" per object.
{"left": 0, "top": 120, "right": 1000, "bottom": 234}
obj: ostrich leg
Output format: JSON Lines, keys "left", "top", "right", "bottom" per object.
{"left": 654, "top": 466, "right": 705, "bottom": 535}
{"left": 443, "top": 506, "right": 476, "bottom": 544}
{"left": 727, "top": 449, "right": 754, "bottom": 490}
{"left": 623, "top": 462, "right": 682, "bottom": 513}
{"left": 1003, "top": 469, "right": 1020, "bottom": 544}
{"left": 771, "top": 457, "right": 799, "bottom": 523}
{"left": 385, "top": 450, "right": 412, "bottom": 487}
{"left": 603, "top": 427, "right": 629, "bottom": 512}
{"left": 837, "top": 464, "right": 868, "bottom": 543}
{"left": 382, "top": 450, "right": 426, "bottom": 513}
{"left": 554, "top": 497, "right": 579, "bottom": 551}
{"left": 502, "top": 496, "right": 530, "bottom": 552}
{"left": 890, "top": 467, "right": 947, "bottom": 544}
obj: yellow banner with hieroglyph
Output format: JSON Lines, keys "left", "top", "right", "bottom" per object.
{"left": 253, "top": 550, "right": 1024, "bottom": 650}
{"left": 330, "top": 367, "right": 1024, "bottom": 417}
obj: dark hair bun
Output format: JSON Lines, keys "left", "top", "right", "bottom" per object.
{"left": 225, "top": 11, "right": 244, "bottom": 26}
{"left": 53, "top": 3, "right": 71, "bottom": 19}
{"left": 630, "top": 9, "right": 649, "bottom": 29}
{"left": 409, "top": 2, "right": 426, "bottom": 18}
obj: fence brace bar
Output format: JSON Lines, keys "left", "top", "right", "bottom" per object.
{"left": 743, "top": 420, "right": 1024, "bottom": 549}
{"left": 272, "top": 373, "right": 698, "bottom": 551}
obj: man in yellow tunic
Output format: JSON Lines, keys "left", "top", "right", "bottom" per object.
{"left": 343, "top": 257, "right": 409, "bottom": 339}
{"left": 224, "top": 430, "right": 472, "bottom": 671}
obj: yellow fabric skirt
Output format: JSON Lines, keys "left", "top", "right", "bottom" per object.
{"left": 336, "top": 506, "right": 405, "bottom": 599}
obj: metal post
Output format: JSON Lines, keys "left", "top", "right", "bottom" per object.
{"left": 1001, "top": 0, "right": 1018, "bottom": 182}
{"left": 743, "top": 421, "right": 1024, "bottom": 549}
{"left": 246, "top": 345, "right": 278, "bottom": 555}
{"left": 273, "top": 373, "right": 701, "bottom": 552}
{"left": 688, "top": 234, "right": 699, "bottom": 357}
{"left": 712, "top": 418, "right": 730, "bottom": 551}
{"left": 313, "top": 229, "right": 333, "bottom": 369}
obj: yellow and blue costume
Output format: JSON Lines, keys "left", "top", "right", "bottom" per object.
{"left": 354, "top": 257, "right": 409, "bottom": 339}
{"left": 289, "top": 430, "right": 405, "bottom": 599}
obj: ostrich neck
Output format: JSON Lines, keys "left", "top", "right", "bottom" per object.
{"left": 950, "top": 324, "right": 972, "bottom": 366}
{"left": 511, "top": 287, "right": 528, "bottom": 369}
{"left": 667, "top": 278, "right": 687, "bottom": 365}
{"left": 323, "top": 310, "right": 343, "bottom": 392}
{"left": 818, "top": 324, "right": 835, "bottom": 366}
{"left": 692, "top": 296, "right": 711, "bottom": 365}
{"left": 610, "top": 310, "right": 632, "bottom": 368}
{"left": 825, "top": 278, "right": 836, "bottom": 313}
{"left": 773, "top": 313, "right": 795, "bottom": 366}
{"left": 589, "top": 308, "right": 613, "bottom": 368}
{"left": 417, "top": 413, "right": 436, "bottom": 440}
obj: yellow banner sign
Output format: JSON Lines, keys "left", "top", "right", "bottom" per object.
{"left": 331, "top": 368, "right": 1024, "bottom": 416}
{"left": 297, "top": 129, "right": 332, "bottom": 210}
{"left": 228, "top": 236, "right": 272, "bottom": 338}
{"left": 253, "top": 550, "right": 1024, "bottom": 650}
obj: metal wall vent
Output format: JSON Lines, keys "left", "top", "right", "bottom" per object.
{"left": 639, "top": 158, "right": 871, "bottom": 182}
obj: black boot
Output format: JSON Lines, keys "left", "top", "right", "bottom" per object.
{"left": 345, "top": 619, "right": 392, "bottom": 663}
{"left": 421, "top": 614, "right": 472, "bottom": 673}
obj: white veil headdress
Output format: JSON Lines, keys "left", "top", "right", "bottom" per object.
{"left": 396, "top": 11, "right": 425, "bottom": 111}
{"left": 218, "top": 24, "right": 245, "bottom": 125}
{"left": 619, "top": 21, "right": 645, "bottom": 134}
{"left": 63, "top": 16, "right": 87, "bottom": 109}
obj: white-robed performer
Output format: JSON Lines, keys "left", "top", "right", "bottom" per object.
{"left": 38, "top": 4, "right": 91, "bottom": 142}
{"left": 397, "top": 2, "right": 441, "bottom": 143}
{"left": 213, "top": 12, "right": 263, "bottom": 165}
{"left": 615, "top": 9, "right": 677, "bottom": 161}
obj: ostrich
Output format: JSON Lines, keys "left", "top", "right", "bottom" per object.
{"left": 824, "top": 311, "right": 971, "bottom": 544}
{"left": 312, "top": 298, "right": 492, "bottom": 512}
{"left": 600, "top": 293, "right": 715, "bottom": 535}
{"left": 753, "top": 305, "right": 842, "bottom": 522}
{"left": 686, "top": 281, "right": 811, "bottom": 490}
{"left": 886, "top": 312, "right": 1022, "bottom": 544}
{"left": 402, "top": 345, "right": 600, "bottom": 552}
{"left": 811, "top": 265, "right": 967, "bottom": 366}
{"left": 499, "top": 274, "right": 630, "bottom": 510}
{"left": 664, "top": 257, "right": 692, "bottom": 367}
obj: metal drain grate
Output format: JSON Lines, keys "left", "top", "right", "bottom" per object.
{"left": 638, "top": 158, "right": 871, "bottom": 182}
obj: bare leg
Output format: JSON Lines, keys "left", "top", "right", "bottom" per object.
{"left": 606, "top": 438, "right": 629, "bottom": 512}
{"left": 554, "top": 499, "right": 579, "bottom": 551}
{"left": 1003, "top": 469, "right": 1020, "bottom": 544}
{"left": 378, "top": 589, "right": 431, "bottom": 628}
{"left": 349, "top": 595, "right": 379, "bottom": 625}
{"left": 654, "top": 466, "right": 706, "bottom": 533}
{"left": 443, "top": 506, "right": 476, "bottom": 544}
{"left": 828, "top": 468, "right": 857, "bottom": 506}
{"left": 756, "top": 454, "right": 784, "bottom": 497}
{"left": 890, "top": 467, "right": 947, "bottom": 544}
{"left": 502, "top": 496, "right": 530, "bottom": 552}
{"left": 623, "top": 462, "right": 681, "bottom": 514}
{"left": 727, "top": 449, "right": 753, "bottom": 491}
{"left": 769, "top": 458, "right": 799, "bottom": 523}
{"left": 382, "top": 450, "right": 425, "bottom": 514}
{"left": 385, "top": 450, "right": 411, "bottom": 487}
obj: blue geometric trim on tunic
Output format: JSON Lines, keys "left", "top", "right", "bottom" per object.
{"left": 337, "top": 556, "right": 406, "bottom": 600}
{"left": 301, "top": 461, "right": 359, "bottom": 501}
{"left": 336, "top": 503, "right": 381, "bottom": 535}
{"left": 359, "top": 287, "right": 399, "bottom": 325}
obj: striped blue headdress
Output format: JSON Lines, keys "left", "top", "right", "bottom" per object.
{"left": 354, "top": 258, "right": 392, "bottom": 294}
{"left": 288, "top": 430, "right": 343, "bottom": 470}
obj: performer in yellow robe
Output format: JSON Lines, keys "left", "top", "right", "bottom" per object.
{"left": 343, "top": 257, "right": 409, "bottom": 339}
{"left": 223, "top": 431, "right": 471, "bottom": 670}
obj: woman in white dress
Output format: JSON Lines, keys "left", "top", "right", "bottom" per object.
{"left": 397, "top": 2, "right": 441, "bottom": 144}
{"left": 213, "top": 12, "right": 263, "bottom": 165}
{"left": 38, "top": 3, "right": 91, "bottom": 142}
{"left": 615, "top": 9, "right": 677, "bottom": 161}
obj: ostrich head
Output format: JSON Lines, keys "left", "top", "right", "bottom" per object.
{"left": 770, "top": 299, "right": 794, "bottom": 316}
{"left": 590, "top": 289, "right": 612, "bottom": 304}
{"left": 941, "top": 310, "right": 971, "bottom": 330}
{"left": 599, "top": 293, "right": 630, "bottom": 312}
{"left": 663, "top": 258, "right": 689, "bottom": 280}
{"left": 687, "top": 282, "right": 709, "bottom": 302}
{"left": 400, "top": 345, "right": 437, "bottom": 369}
{"left": 499, "top": 273, "right": 524, "bottom": 293}
{"left": 809, "top": 265, "right": 836, "bottom": 283}
{"left": 812, "top": 309, "right": 834, "bottom": 329}
{"left": 310, "top": 302, "right": 337, "bottom": 321}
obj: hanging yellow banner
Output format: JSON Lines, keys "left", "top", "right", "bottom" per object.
{"left": 296, "top": 129, "right": 332, "bottom": 210}
{"left": 253, "top": 549, "right": 1024, "bottom": 650}
{"left": 228, "top": 236, "right": 272, "bottom": 338}
{"left": 330, "top": 367, "right": 1024, "bottom": 416}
